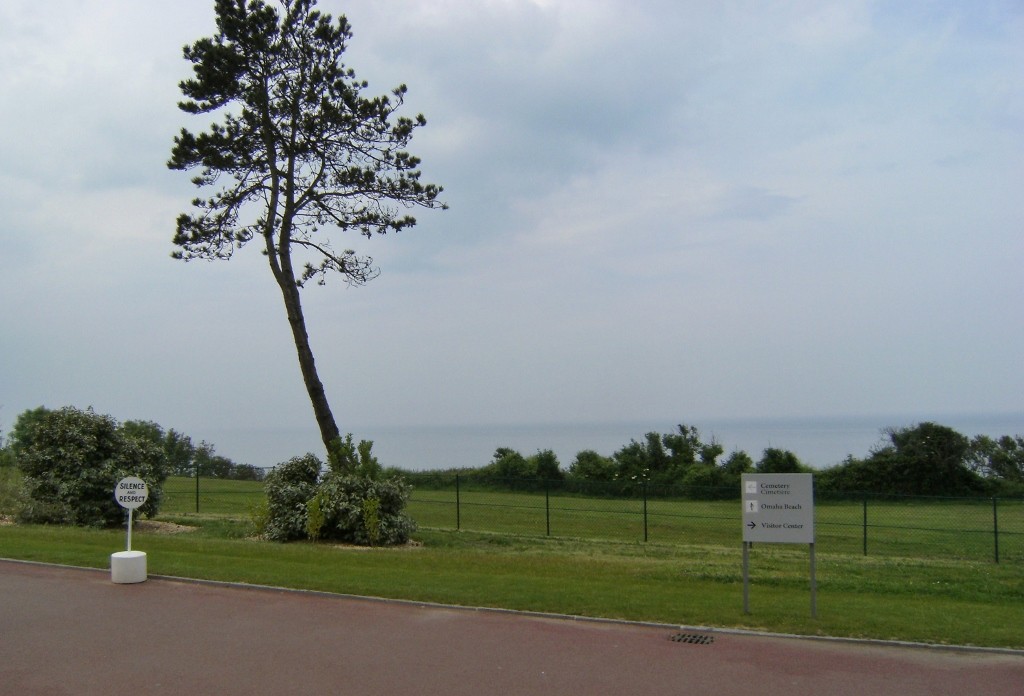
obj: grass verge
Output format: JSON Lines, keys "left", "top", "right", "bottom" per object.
{"left": 161, "top": 476, "right": 1024, "bottom": 563}
{"left": 1, "top": 517, "right": 1021, "bottom": 650}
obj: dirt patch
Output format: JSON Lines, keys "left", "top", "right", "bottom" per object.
{"left": 0, "top": 517, "right": 196, "bottom": 533}
{"left": 327, "top": 539, "right": 424, "bottom": 551}
{"left": 135, "top": 520, "right": 197, "bottom": 535}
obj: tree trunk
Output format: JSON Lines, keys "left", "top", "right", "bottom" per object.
{"left": 275, "top": 274, "right": 341, "bottom": 459}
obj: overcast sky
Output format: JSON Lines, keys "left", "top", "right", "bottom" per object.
{"left": 1, "top": 1, "right": 1022, "bottom": 465}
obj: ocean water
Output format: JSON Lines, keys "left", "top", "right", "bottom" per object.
{"left": 196, "top": 413, "right": 1024, "bottom": 472}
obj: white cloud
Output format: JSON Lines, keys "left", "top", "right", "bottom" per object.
{"left": 788, "top": 1, "right": 872, "bottom": 48}
{"left": 1, "top": 0, "right": 1022, "bottom": 457}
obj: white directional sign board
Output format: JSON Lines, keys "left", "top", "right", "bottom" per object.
{"left": 742, "top": 473, "right": 814, "bottom": 544}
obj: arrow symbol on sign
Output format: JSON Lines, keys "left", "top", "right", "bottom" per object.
{"left": 747, "top": 521, "right": 756, "bottom": 530}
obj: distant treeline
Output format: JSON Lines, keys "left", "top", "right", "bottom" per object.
{"left": 1, "top": 406, "right": 264, "bottom": 481}
{"left": 5, "top": 408, "right": 1021, "bottom": 498}
{"left": 385, "top": 422, "right": 1024, "bottom": 499}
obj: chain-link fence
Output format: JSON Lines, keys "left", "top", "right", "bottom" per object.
{"left": 158, "top": 471, "right": 1023, "bottom": 563}
{"left": 162, "top": 471, "right": 273, "bottom": 516}
{"left": 403, "top": 473, "right": 1024, "bottom": 563}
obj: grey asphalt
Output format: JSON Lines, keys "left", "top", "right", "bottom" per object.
{"left": 1, "top": 559, "right": 1021, "bottom": 695}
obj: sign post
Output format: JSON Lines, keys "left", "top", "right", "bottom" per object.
{"left": 111, "top": 476, "right": 149, "bottom": 584}
{"left": 741, "top": 473, "right": 816, "bottom": 617}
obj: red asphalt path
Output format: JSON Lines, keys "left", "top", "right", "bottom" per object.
{"left": 1, "top": 559, "right": 1021, "bottom": 695}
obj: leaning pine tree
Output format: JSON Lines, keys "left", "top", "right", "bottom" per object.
{"left": 168, "top": 0, "right": 445, "bottom": 465}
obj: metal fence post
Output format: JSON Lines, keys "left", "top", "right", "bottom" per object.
{"left": 455, "top": 474, "right": 461, "bottom": 531}
{"left": 862, "top": 496, "right": 868, "bottom": 556}
{"left": 642, "top": 481, "right": 648, "bottom": 543}
{"left": 195, "top": 463, "right": 200, "bottom": 514}
{"left": 742, "top": 541, "right": 750, "bottom": 614}
{"left": 992, "top": 497, "right": 1000, "bottom": 564}
{"left": 545, "top": 480, "right": 551, "bottom": 536}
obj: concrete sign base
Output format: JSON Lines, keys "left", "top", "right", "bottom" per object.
{"left": 111, "top": 550, "right": 147, "bottom": 584}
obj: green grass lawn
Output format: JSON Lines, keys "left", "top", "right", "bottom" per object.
{"left": 3, "top": 474, "right": 1022, "bottom": 649}
{"left": 161, "top": 475, "right": 265, "bottom": 516}
{"left": 157, "top": 475, "right": 1023, "bottom": 562}
{"left": 405, "top": 486, "right": 1022, "bottom": 563}
{"left": 2, "top": 521, "right": 1022, "bottom": 649}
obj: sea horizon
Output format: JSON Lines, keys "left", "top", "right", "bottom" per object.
{"left": 189, "top": 411, "right": 1024, "bottom": 473}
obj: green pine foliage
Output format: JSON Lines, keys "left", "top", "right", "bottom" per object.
{"left": 169, "top": 0, "right": 446, "bottom": 457}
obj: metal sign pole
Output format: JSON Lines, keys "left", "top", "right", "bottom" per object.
{"left": 741, "top": 473, "right": 816, "bottom": 618}
{"left": 810, "top": 542, "right": 816, "bottom": 619}
{"left": 742, "top": 542, "right": 750, "bottom": 614}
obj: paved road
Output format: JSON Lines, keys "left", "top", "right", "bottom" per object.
{"left": 1, "top": 560, "right": 1021, "bottom": 695}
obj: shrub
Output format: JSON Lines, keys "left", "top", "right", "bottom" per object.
{"left": 362, "top": 497, "right": 381, "bottom": 545}
{"left": 884, "top": 422, "right": 983, "bottom": 495}
{"left": 249, "top": 498, "right": 271, "bottom": 538}
{"left": 568, "top": 450, "right": 617, "bottom": 482}
{"left": 262, "top": 453, "right": 321, "bottom": 541}
{"left": 612, "top": 425, "right": 724, "bottom": 489}
{"left": 970, "top": 435, "right": 1024, "bottom": 484}
{"left": 0, "top": 465, "right": 26, "bottom": 516}
{"left": 817, "top": 423, "right": 989, "bottom": 497}
{"left": 13, "top": 406, "right": 169, "bottom": 527}
{"left": 327, "top": 434, "right": 383, "bottom": 479}
{"left": 313, "top": 473, "right": 415, "bottom": 546}
{"left": 485, "top": 448, "right": 534, "bottom": 480}
{"left": 680, "top": 463, "right": 724, "bottom": 490}
{"left": 530, "top": 449, "right": 564, "bottom": 482}
{"left": 261, "top": 440, "right": 416, "bottom": 545}
{"left": 756, "top": 448, "right": 808, "bottom": 474}
{"left": 0, "top": 442, "right": 14, "bottom": 469}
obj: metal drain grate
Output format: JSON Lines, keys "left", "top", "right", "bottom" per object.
{"left": 668, "top": 633, "right": 714, "bottom": 645}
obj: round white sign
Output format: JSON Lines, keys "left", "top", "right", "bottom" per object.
{"left": 114, "top": 476, "right": 149, "bottom": 510}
